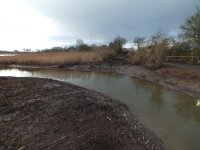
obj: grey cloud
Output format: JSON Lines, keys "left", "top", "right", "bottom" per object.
{"left": 28, "top": 0, "right": 200, "bottom": 43}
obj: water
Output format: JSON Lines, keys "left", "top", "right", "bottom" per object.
{"left": 0, "top": 68, "right": 200, "bottom": 150}
{"left": 0, "top": 54, "right": 16, "bottom": 56}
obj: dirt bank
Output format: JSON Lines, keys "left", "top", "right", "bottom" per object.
{"left": 0, "top": 77, "right": 164, "bottom": 150}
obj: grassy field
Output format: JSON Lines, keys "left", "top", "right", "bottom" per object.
{"left": 0, "top": 51, "right": 113, "bottom": 66}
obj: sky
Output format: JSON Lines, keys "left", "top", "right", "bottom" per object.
{"left": 0, "top": 0, "right": 199, "bottom": 51}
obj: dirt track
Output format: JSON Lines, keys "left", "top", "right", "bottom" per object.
{"left": 0, "top": 77, "right": 164, "bottom": 150}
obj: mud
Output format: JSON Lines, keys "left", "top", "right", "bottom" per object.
{"left": 116, "top": 65, "right": 200, "bottom": 99}
{"left": 0, "top": 77, "right": 164, "bottom": 150}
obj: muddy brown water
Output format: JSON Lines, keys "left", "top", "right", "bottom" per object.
{"left": 0, "top": 68, "right": 200, "bottom": 150}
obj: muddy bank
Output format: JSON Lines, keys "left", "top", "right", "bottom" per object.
{"left": 0, "top": 77, "right": 164, "bottom": 150}
{"left": 116, "top": 65, "right": 200, "bottom": 99}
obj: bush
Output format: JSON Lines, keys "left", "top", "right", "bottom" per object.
{"left": 129, "top": 31, "right": 169, "bottom": 69}
{"left": 109, "top": 36, "right": 126, "bottom": 54}
{"left": 78, "top": 44, "right": 92, "bottom": 51}
{"left": 95, "top": 48, "right": 117, "bottom": 60}
{"left": 144, "top": 41, "right": 168, "bottom": 69}
{"left": 169, "top": 41, "right": 192, "bottom": 56}
{"left": 128, "top": 48, "right": 148, "bottom": 65}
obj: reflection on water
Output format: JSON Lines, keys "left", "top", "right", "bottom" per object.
{"left": 131, "top": 77, "right": 164, "bottom": 108}
{"left": 0, "top": 54, "right": 16, "bottom": 56}
{"left": 0, "top": 68, "right": 31, "bottom": 77}
{"left": 173, "top": 95, "right": 200, "bottom": 122}
{"left": 0, "top": 68, "right": 200, "bottom": 150}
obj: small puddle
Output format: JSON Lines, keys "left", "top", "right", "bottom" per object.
{"left": 0, "top": 68, "right": 200, "bottom": 150}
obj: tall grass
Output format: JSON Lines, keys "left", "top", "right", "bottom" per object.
{"left": 129, "top": 41, "right": 168, "bottom": 69}
{"left": 0, "top": 51, "right": 114, "bottom": 66}
{"left": 129, "top": 31, "right": 169, "bottom": 69}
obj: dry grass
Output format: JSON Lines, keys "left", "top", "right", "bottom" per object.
{"left": 128, "top": 48, "right": 148, "bottom": 65}
{"left": 0, "top": 51, "right": 113, "bottom": 66}
{"left": 129, "top": 42, "right": 168, "bottom": 69}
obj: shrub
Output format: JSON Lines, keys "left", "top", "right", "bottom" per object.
{"left": 109, "top": 36, "right": 126, "bottom": 54}
{"left": 144, "top": 41, "right": 168, "bottom": 69}
{"left": 78, "top": 44, "right": 92, "bottom": 51}
{"left": 129, "top": 31, "right": 169, "bottom": 69}
{"left": 128, "top": 48, "right": 148, "bottom": 65}
{"left": 169, "top": 41, "right": 192, "bottom": 56}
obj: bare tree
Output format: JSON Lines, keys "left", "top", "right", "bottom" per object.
{"left": 134, "top": 36, "right": 145, "bottom": 50}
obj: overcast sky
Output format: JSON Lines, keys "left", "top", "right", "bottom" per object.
{"left": 0, "top": 0, "right": 199, "bottom": 51}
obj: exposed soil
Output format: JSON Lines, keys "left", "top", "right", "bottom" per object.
{"left": 0, "top": 77, "right": 164, "bottom": 150}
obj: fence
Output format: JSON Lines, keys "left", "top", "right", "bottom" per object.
{"left": 166, "top": 56, "right": 200, "bottom": 64}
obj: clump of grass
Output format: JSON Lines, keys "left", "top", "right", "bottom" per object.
{"left": 0, "top": 51, "right": 110, "bottom": 66}
{"left": 144, "top": 41, "right": 168, "bottom": 69}
{"left": 129, "top": 43, "right": 168, "bottom": 69}
{"left": 95, "top": 48, "right": 116, "bottom": 60}
{"left": 128, "top": 48, "right": 148, "bottom": 65}
{"left": 129, "top": 31, "right": 169, "bottom": 69}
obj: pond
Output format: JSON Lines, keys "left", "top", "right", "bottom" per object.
{"left": 0, "top": 68, "right": 200, "bottom": 150}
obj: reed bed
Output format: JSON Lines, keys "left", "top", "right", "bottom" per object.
{"left": 0, "top": 51, "right": 109, "bottom": 66}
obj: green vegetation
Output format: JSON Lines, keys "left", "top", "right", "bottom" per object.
{"left": 109, "top": 36, "right": 126, "bottom": 54}
{"left": 181, "top": 7, "right": 200, "bottom": 49}
{"left": 170, "top": 7, "right": 200, "bottom": 57}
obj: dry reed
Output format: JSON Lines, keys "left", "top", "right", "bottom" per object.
{"left": 0, "top": 51, "right": 108, "bottom": 66}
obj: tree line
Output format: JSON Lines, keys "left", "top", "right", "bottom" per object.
{"left": 37, "top": 7, "right": 200, "bottom": 68}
